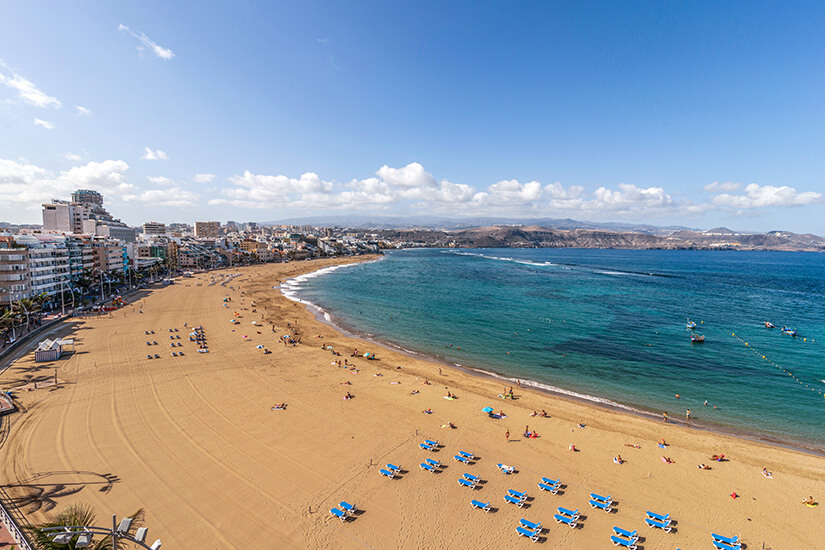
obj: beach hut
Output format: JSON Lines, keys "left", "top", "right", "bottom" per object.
{"left": 34, "top": 338, "right": 74, "bottom": 362}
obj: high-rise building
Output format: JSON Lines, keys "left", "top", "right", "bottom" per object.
{"left": 194, "top": 221, "right": 221, "bottom": 238}
{"left": 71, "top": 189, "right": 103, "bottom": 206}
{"left": 42, "top": 190, "right": 136, "bottom": 242}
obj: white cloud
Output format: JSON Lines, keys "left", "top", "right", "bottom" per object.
{"left": 0, "top": 64, "right": 62, "bottom": 108}
{"left": 141, "top": 147, "right": 168, "bottom": 161}
{"left": 712, "top": 183, "right": 824, "bottom": 209}
{"left": 209, "top": 162, "right": 824, "bottom": 220}
{"left": 75, "top": 105, "right": 91, "bottom": 116}
{"left": 148, "top": 176, "right": 175, "bottom": 186}
{"left": 65, "top": 153, "right": 83, "bottom": 161}
{"left": 127, "top": 187, "right": 199, "bottom": 208}
{"left": 0, "top": 157, "right": 132, "bottom": 209}
{"left": 705, "top": 181, "right": 742, "bottom": 193}
{"left": 193, "top": 173, "right": 216, "bottom": 183}
{"left": 118, "top": 24, "right": 175, "bottom": 60}
{"left": 33, "top": 118, "right": 54, "bottom": 130}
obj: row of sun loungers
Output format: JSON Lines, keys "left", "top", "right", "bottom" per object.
{"left": 516, "top": 518, "right": 542, "bottom": 542}
{"left": 712, "top": 532, "right": 740, "bottom": 550}
{"left": 329, "top": 501, "right": 358, "bottom": 522}
{"left": 372, "top": 440, "right": 706, "bottom": 547}
{"left": 589, "top": 492, "right": 613, "bottom": 513}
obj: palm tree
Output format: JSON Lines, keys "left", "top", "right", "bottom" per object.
{"left": 27, "top": 503, "right": 144, "bottom": 550}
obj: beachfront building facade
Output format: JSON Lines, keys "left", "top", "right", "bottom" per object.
{"left": 17, "top": 236, "right": 71, "bottom": 297}
{"left": 0, "top": 237, "right": 31, "bottom": 303}
{"left": 42, "top": 190, "right": 137, "bottom": 243}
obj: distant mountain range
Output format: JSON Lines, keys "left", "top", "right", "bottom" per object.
{"left": 266, "top": 215, "right": 697, "bottom": 235}
{"left": 361, "top": 225, "right": 825, "bottom": 252}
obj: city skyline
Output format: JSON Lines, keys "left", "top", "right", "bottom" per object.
{"left": 1, "top": 1, "right": 824, "bottom": 233}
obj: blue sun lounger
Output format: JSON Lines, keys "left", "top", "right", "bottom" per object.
{"left": 541, "top": 477, "right": 560, "bottom": 486}
{"left": 470, "top": 499, "right": 491, "bottom": 512}
{"left": 519, "top": 519, "right": 541, "bottom": 530}
{"left": 459, "top": 450, "right": 475, "bottom": 459}
{"left": 419, "top": 443, "right": 435, "bottom": 451}
{"left": 646, "top": 510, "right": 669, "bottom": 522}
{"left": 387, "top": 463, "right": 401, "bottom": 473}
{"left": 590, "top": 492, "right": 612, "bottom": 504}
{"left": 379, "top": 468, "right": 396, "bottom": 478}
{"left": 711, "top": 534, "right": 739, "bottom": 545}
{"left": 516, "top": 526, "right": 541, "bottom": 542}
{"left": 339, "top": 501, "right": 356, "bottom": 513}
{"left": 454, "top": 454, "right": 469, "bottom": 464}
{"left": 557, "top": 507, "right": 579, "bottom": 520}
{"left": 458, "top": 477, "right": 477, "bottom": 489}
{"left": 554, "top": 513, "right": 577, "bottom": 528}
{"left": 463, "top": 473, "right": 479, "bottom": 482}
{"left": 425, "top": 458, "right": 440, "bottom": 468}
{"left": 590, "top": 498, "right": 612, "bottom": 512}
{"left": 424, "top": 439, "right": 439, "bottom": 447}
{"left": 538, "top": 481, "right": 559, "bottom": 494}
{"left": 612, "top": 527, "right": 638, "bottom": 542}
{"left": 610, "top": 534, "right": 637, "bottom": 549}
{"left": 420, "top": 462, "right": 435, "bottom": 472}
{"left": 712, "top": 540, "right": 741, "bottom": 550}
{"left": 330, "top": 507, "right": 349, "bottom": 522}
{"left": 645, "top": 517, "right": 672, "bottom": 532}
{"left": 507, "top": 489, "right": 527, "bottom": 499}
{"left": 504, "top": 494, "right": 526, "bottom": 507}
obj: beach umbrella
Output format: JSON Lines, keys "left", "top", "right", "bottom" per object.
{"left": 482, "top": 406, "right": 494, "bottom": 413}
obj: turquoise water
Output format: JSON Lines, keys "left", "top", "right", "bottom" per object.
{"left": 285, "top": 249, "right": 825, "bottom": 448}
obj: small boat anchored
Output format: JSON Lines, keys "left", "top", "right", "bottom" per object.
{"left": 764, "top": 321, "right": 775, "bottom": 328}
{"left": 690, "top": 334, "right": 705, "bottom": 343}
{"left": 686, "top": 319, "right": 697, "bottom": 330}
{"left": 781, "top": 326, "right": 797, "bottom": 337}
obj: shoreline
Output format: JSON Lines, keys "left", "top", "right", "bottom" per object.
{"left": 3, "top": 257, "right": 824, "bottom": 548}
{"left": 282, "top": 258, "right": 825, "bottom": 458}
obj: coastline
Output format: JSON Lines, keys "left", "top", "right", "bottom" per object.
{"left": 2, "top": 257, "right": 824, "bottom": 548}
{"left": 282, "top": 257, "right": 825, "bottom": 457}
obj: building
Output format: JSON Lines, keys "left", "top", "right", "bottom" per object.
{"left": 142, "top": 222, "right": 167, "bottom": 235}
{"left": 194, "top": 221, "right": 221, "bottom": 238}
{"left": 18, "top": 236, "right": 71, "bottom": 297}
{"left": 42, "top": 190, "right": 136, "bottom": 243}
{"left": 0, "top": 237, "right": 30, "bottom": 302}
{"left": 94, "top": 241, "right": 124, "bottom": 273}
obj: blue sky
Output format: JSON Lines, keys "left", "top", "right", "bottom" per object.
{"left": 1, "top": 1, "right": 823, "bottom": 232}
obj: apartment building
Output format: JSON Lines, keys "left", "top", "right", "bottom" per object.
{"left": 194, "top": 221, "right": 221, "bottom": 238}
{"left": 0, "top": 237, "right": 30, "bottom": 302}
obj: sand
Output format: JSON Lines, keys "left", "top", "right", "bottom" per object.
{"left": 1, "top": 257, "right": 824, "bottom": 549}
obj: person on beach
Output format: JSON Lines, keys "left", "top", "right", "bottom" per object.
{"left": 803, "top": 496, "right": 816, "bottom": 506}
{"left": 540, "top": 410, "right": 548, "bottom": 417}
{"left": 614, "top": 455, "right": 624, "bottom": 464}
{"left": 762, "top": 467, "right": 773, "bottom": 478}
{"left": 662, "top": 412, "right": 668, "bottom": 423}
{"left": 686, "top": 409, "right": 691, "bottom": 420}
{"left": 698, "top": 464, "right": 711, "bottom": 470}
{"left": 524, "top": 425, "right": 529, "bottom": 437}
{"left": 505, "top": 428, "right": 510, "bottom": 442}
{"left": 569, "top": 444, "right": 577, "bottom": 452}
{"left": 530, "top": 411, "right": 537, "bottom": 417}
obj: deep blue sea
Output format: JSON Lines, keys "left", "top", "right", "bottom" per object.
{"left": 284, "top": 249, "right": 825, "bottom": 449}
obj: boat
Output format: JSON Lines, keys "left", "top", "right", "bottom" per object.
{"left": 764, "top": 321, "right": 775, "bottom": 328}
{"left": 686, "top": 319, "right": 697, "bottom": 330}
{"left": 781, "top": 327, "right": 797, "bottom": 337}
{"left": 690, "top": 334, "right": 705, "bottom": 343}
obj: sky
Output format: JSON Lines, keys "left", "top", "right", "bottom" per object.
{"left": 1, "top": 1, "right": 824, "bottom": 233}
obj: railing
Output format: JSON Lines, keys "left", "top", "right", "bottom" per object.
{"left": 0, "top": 486, "right": 33, "bottom": 550}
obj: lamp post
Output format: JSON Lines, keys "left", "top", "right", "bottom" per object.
{"left": 42, "top": 513, "right": 161, "bottom": 550}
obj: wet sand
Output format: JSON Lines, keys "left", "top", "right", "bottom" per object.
{"left": 1, "top": 258, "right": 823, "bottom": 549}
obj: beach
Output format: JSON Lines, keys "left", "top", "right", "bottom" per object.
{"left": 2, "top": 257, "right": 824, "bottom": 549}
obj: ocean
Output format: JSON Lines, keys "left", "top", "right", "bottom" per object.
{"left": 283, "top": 248, "right": 825, "bottom": 450}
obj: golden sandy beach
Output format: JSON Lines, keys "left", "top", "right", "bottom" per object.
{"left": 2, "top": 257, "right": 824, "bottom": 549}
